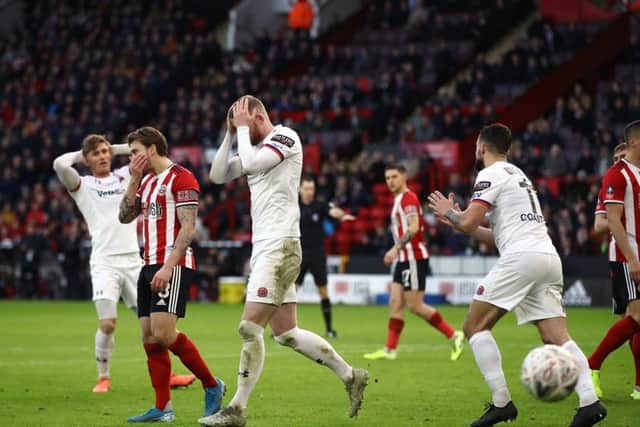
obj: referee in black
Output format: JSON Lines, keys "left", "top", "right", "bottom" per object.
{"left": 296, "top": 175, "right": 355, "bottom": 338}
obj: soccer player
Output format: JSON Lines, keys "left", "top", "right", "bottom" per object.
{"left": 428, "top": 123, "right": 606, "bottom": 427}
{"left": 52, "top": 134, "right": 195, "bottom": 393}
{"left": 364, "top": 164, "right": 464, "bottom": 361}
{"left": 119, "top": 126, "right": 224, "bottom": 423}
{"left": 589, "top": 121, "right": 640, "bottom": 401}
{"left": 296, "top": 175, "right": 355, "bottom": 338}
{"left": 593, "top": 142, "right": 627, "bottom": 234}
{"left": 201, "top": 95, "right": 368, "bottom": 426}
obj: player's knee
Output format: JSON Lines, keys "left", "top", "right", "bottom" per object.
{"left": 274, "top": 328, "right": 298, "bottom": 348}
{"left": 100, "top": 319, "right": 116, "bottom": 335}
{"left": 463, "top": 321, "right": 482, "bottom": 340}
{"left": 406, "top": 299, "right": 422, "bottom": 315}
{"left": 238, "top": 320, "right": 264, "bottom": 342}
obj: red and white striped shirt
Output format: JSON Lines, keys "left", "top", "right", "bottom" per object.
{"left": 390, "top": 190, "right": 429, "bottom": 262}
{"left": 137, "top": 163, "right": 199, "bottom": 268}
{"left": 602, "top": 159, "right": 640, "bottom": 262}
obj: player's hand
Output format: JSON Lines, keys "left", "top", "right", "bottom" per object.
{"left": 383, "top": 247, "right": 398, "bottom": 266}
{"left": 129, "top": 153, "right": 149, "bottom": 180}
{"left": 436, "top": 193, "right": 461, "bottom": 227}
{"left": 629, "top": 259, "right": 640, "bottom": 283}
{"left": 342, "top": 214, "right": 356, "bottom": 221}
{"left": 427, "top": 190, "right": 454, "bottom": 217}
{"left": 226, "top": 104, "right": 237, "bottom": 135}
{"left": 150, "top": 265, "right": 172, "bottom": 293}
{"left": 231, "top": 97, "right": 255, "bottom": 128}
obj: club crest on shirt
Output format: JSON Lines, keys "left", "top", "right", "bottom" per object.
{"left": 271, "top": 134, "right": 295, "bottom": 147}
{"left": 158, "top": 185, "right": 167, "bottom": 195}
{"left": 473, "top": 181, "right": 491, "bottom": 191}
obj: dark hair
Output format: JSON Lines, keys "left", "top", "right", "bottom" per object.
{"left": 126, "top": 126, "right": 168, "bottom": 156}
{"left": 384, "top": 163, "right": 407, "bottom": 173}
{"left": 82, "top": 134, "right": 110, "bottom": 156}
{"left": 624, "top": 120, "right": 640, "bottom": 143}
{"left": 301, "top": 175, "right": 315, "bottom": 184}
{"left": 479, "top": 123, "right": 512, "bottom": 155}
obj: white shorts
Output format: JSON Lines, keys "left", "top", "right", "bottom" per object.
{"left": 91, "top": 253, "right": 142, "bottom": 314}
{"left": 474, "top": 252, "right": 565, "bottom": 325}
{"left": 246, "top": 238, "right": 301, "bottom": 306}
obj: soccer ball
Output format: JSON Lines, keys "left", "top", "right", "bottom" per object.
{"left": 520, "top": 344, "right": 578, "bottom": 401}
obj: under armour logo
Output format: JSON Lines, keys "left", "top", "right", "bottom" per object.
{"left": 156, "top": 298, "right": 167, "bottom": 306}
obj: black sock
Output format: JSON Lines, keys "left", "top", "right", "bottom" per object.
{"left": 321, "top": 297, "right": 332, "bottom": 332}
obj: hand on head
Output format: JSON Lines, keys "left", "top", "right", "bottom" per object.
{"left": 231, "top": 97, "right": 255, "bottom": 129}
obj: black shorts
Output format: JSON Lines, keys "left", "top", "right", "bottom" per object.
{"left": 295, "top": 250, "right": 328, "bottom": 287}
{"left": 392, "top": 259, "right": 430, "bottom": 291}
{"left": 137, "top": 265, "right": 194, "bottom": 318}
{"left": 610, "top": 261, "right": 640, "bottom": 314}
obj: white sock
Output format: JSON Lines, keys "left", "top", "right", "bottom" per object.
{"left": 229, "top": 320, "right": 265, "bottom": 410}
{"left": 95, "top": 329, "right": 114, "bottom": 379}
{"left": 562, "top": 340, "right": 598, "bottom": 407}
{"left": 275, "top": 327, "right": 353, "bottom": 383}
{"left": 469, "top": 331, "right": 511, "bottom": 407}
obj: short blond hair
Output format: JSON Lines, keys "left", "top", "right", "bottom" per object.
{"left": 81, "top": 134, "right": 110, "bottom": 156}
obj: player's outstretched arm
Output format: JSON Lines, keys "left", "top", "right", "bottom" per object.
{"left": 329, "top": 205, "right": 356, "bottom": 221}
{"left": 119, "top": 153, "right": 146, "bottom": 223}
{"left": 209, "top": 131, "right": 244, "bottom": 184}
{"left": 52, "top": 150, "right": 83, "bottom": 191}
{"left": 428, "top": 191, "right": 487, "bottom": 234}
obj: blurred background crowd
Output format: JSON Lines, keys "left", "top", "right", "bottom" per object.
{"left": 0, "top": 0, "right": 638, "bottom": 299}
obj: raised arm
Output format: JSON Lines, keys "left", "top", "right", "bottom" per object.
{"left": 52, "top": 150, "right": 83, "bottom": 191}
{"left": 118, "top": 153, "right": 147, "bottom": 223}
{"left": 209, "top": 131, "right": 244, "bottom": 184}
{"left": 328, "top": 204, "right": 356, "bottom": 221}
{"left": 236, "top": 126, "right": 281, "bottom": 174}
{"left": 428, "top": 191, "right": 488, "bottom": 234}
{"left": 112, "top": 143, "right": 131, "bottom": 156}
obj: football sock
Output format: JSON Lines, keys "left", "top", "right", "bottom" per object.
{"left": 95, "top": 329, "right": 114, "bottom": 379}
{"left": 469, "top": 331, "right": 511, "bottom": 407}
{"left": 427, "top": 311, "right": 455, "bottom": 339}
{"left": 385, "top": 318, "right": 405, "bottom": 351}
{"left": 144, "top": 343, "right": 172, "bottom": 410}
{"left": 562, "top": 340, "right": 598, "bottom": 407}
{"left": 229, "top": 320, "right": 265, "bottom": 410}
{"left": 168, "top": 332, "right": 217, "bottom": 388}
{"left": 321, "top": 297, "right": 333, "bottom": 332}
{"left": 275, "top": 327, "right": 352, "bottom": 383}
{"left": 589, "top": 316, "right": 640, "bottom": 370}
{"left": 631, "top": 332, "right": 640, "bottom": 389}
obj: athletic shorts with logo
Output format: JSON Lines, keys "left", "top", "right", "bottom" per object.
{"left": 392, "top": 259, "right": 430, "bottom": 291}
{"left": 91, "top": 253, "right": 141, "bottom": 309}
{"left": 246, "top": 238, "right": 301, "bottom": 306}
{"left": 610, "top": 261, "right": 640, "bottom": 314}
{"left": 474, "top": 252, "right": 565, "bottom": 325}
{"left": 137, "top": 264, "right": 194, "bottom": 318}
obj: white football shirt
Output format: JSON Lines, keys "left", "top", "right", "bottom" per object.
{"left": 246, "top": 124, "right": 302, "bottom": 242}
{"left": 471, "top": 161, "right": 557, "bottom": 256}
{"left": 70, "top": 165, "right": 140, "bottom": 263}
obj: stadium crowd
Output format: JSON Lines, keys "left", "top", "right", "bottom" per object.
{"left": 0, "top": 0, "right": 637, "bottom": 299}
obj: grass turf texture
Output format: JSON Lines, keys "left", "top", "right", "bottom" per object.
{"left": 0, "top": 301, "right": 636, "bottom": 427}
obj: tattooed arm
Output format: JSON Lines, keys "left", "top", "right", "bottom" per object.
{"left": 149, "top": 204, "right": 198, "bottom": 292}
{"left": 119, "top": 153, "right": 146, "bottom": 223}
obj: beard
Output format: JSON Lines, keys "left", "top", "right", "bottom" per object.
{"left": 474, "top": 158, "right": 485, "bottom": 172}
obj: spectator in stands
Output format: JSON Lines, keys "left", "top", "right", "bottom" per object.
{"left": 544, "top": 144, "right": 569, "bottom": 177}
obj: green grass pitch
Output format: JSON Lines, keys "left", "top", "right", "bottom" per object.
{"left": 0, "top": 301, "right": 637, "bottom": 426}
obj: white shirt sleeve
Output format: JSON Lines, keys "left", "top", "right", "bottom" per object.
{"left": 236, "top": 126, "right": 285, "bottom": 175}
{"left": 470, "top": 167, "right": 503, "bottom": 208}
{"left": 52, "top": 150, "right": 83, "bottom": 192}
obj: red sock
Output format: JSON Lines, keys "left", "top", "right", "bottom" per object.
{"left": 427, "top": 311, "right": 455, "bottom": 339}
{"left": 168, "top": 332, "right": 217, "bottom": 388}
{"left": 144, "top": 343, "right": 171, "bottom": 410}
{"left": 631, "top": 332, "right": 640, "bottom": 388}
{"left": 385, "top": 318, "right": 404, "bottom": 350}
{"left": 589, "top": 316, "right": 640, "bottom": 370}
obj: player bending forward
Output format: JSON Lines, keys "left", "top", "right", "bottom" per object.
{"left": 364, "top": 164, "right": 464, "bottom": 361}
{"left": 53, "top": 134, "right": 195, "bottom": 393}
{"left": 119, "top": 127, "right": 224, "bottom": 423}
{"left": 201, "top": 95, "right": 368, "bottom": 426}
{"left": 428, "top": 123, "right": 606, "bottom": 427}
